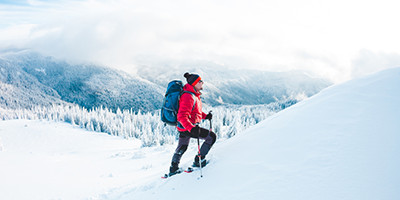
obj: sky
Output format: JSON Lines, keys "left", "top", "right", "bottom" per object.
{"left": 1, "top": 0, "right": 400, "bottom": 82}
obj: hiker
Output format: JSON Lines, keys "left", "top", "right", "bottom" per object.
{"left": 169, "top": 72, "right": 216, "bottom": 174}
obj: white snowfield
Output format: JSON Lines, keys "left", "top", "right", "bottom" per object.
{"left": 1, "top": 68, "right": 399, "bottom": 200}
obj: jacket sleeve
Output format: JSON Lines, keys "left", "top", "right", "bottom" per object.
{"left": 177, "top": 93, "right": 195, "bottom": 131}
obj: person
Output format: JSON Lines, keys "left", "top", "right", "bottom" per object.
{"left": 169, "top": 72, "right": 216, "bottom": 175}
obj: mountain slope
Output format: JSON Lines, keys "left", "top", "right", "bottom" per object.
{"left": 0, "top": 50, "right": 163, "bottom": 111}
{"left": 0, "top": 68, "right": 398, "bottom": 200}
{"left": 0, "top": 56, "right": 67, "bottom": 109}
{"left": 137, "top": 63, "right": 332, "bottom": 106}
{"left": 1, "top": 50, "right": 331, "bottom": 111}
{"left": 120, "top": 67, "right": 400, "bottom": 200}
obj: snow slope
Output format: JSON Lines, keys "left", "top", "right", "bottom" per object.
{"left": 0, "top": 68, "right": 399, "bottom": 200}
{"left": 106, "top": 67, "right": 400, "bottom": 200}
{"left": 0, "top": 120, "right": 179, "bottom": 200}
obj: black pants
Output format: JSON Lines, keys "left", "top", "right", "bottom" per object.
{"left": 171, "top": 127, "right": 216, "bottom": 166}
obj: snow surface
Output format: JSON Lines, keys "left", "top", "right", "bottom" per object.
{"left": 1, "top": 68, "right": 400, "bottom": 200}
{"left": 0, "top": 120, "right": 179, "bottom": 199}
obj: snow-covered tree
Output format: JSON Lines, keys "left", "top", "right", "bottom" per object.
{"left": 0, "top": 97, "right": 299, "bottom": 147}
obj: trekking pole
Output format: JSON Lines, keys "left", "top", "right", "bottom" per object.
{"left": 208, "top": 110, "right": 213, "bottom": 132}
{"left": 197, "top": 111, "right": 212, "bottom": 178}
{"left": 197, "top": 134, "right": 203, "bottom": 178}
{"left": 209, "top": 114, "right": 213, "bottom": 132}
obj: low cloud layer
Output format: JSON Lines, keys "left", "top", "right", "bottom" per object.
{"left": 1, "top": 0, "right": 400, "bottom": 82}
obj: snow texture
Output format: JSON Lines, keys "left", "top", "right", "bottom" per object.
{"left": 0, "top": 67, "right": 399, "bottom": 200}
{"left": 0, "top": 120, "right": 172, "bottom": 200}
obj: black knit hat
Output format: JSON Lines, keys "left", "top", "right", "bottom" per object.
{"left": 184, "top": 72, "right": 202, "bottom": 86}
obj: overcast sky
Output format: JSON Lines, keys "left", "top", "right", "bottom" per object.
{"left": 1, "top": 0, "right": 400, "bottom": 82}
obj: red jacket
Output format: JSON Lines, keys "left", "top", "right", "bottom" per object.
{"left": 177, "top": 84, "right": 207, "bottom": 132}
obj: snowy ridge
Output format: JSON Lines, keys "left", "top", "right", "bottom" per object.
{"left": 0, "top": 68, "right": 399, "bottom": 200}
{"left": 108, "top": 67, "right": 400, "bottom": 199}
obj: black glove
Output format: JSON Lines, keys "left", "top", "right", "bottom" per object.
{"left": 190, "top": 125, "right": 200, "bottom": 137}
{"left": 205, "top": 112, "right": 213, "bottom": 120}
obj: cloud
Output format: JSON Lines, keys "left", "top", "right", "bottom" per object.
{"left": 1, "top": 0, "right": 400, "bottom": 82}
{"left": 351, "top": 50, "right": 400, "bottom": 78}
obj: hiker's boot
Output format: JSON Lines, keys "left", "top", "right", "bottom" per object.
{"left": 193, "top": 155, "right": 207, "bottom": 168}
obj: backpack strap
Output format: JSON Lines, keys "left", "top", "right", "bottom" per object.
{"left": 182, "top": 91, "right": 197, "bottom": 112}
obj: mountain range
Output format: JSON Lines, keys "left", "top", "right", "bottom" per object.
{"left": 138, "top": 64, "right": 331, "bottom": 105}
{"left": 1, "top": 65, "right": 398, "bottom": 200}
{"left": 0, "top": 50, "right": 162, "bottom": 111}
{"left": 0, "top": 50, "right": 331, "bottom": 111}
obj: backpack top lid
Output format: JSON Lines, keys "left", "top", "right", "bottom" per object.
{"left": 165, "top": 80, "right": 183, "bottom": 96}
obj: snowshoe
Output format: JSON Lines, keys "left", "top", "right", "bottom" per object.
{"left": 193, "top": 156, "right": 208, "bottom": 168}
{"left": 162, "top": 168, "right": 183, "bottom": 179}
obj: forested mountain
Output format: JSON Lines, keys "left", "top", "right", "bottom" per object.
{"left": 137, "top": 63, "right": 332, "bottom": 106}
{"left": 0, "top": 50, "right": 331, "bottom": 111}
{"left": 0, "top": 50, "right": 163, "bottom": 112}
